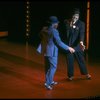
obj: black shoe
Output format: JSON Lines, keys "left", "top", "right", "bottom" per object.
{"left": 86, "top": 74, "right": 91, "bottom": 80}
{"left": 44, "top": 83, "right": 52, "bottom": 90}
{"left": 51, "top": 81, "right": 58, "bottom": 85}
{"left": 68, "top": 76, "right": 74, "bottom": 81}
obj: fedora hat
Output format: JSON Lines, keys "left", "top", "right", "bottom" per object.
{"left": 72, "top": 8, "right": 80, "bottom": 15}
{"left": 48, "top": 16, "right": 59, "bottom": 24}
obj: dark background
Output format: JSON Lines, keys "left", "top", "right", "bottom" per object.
{"left": 0, "top": 0, "right": 100, "bottom": 57}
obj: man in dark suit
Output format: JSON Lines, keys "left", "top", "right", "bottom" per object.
{"left": 37, "top": 16, "right": 75, "bottom": 90}
{"left": 64, "top": 8, "right": 91, "bottom": 81}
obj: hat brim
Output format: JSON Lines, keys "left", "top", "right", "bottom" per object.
{"left": 51, "top": 21, "right": 59, "bottom": 24}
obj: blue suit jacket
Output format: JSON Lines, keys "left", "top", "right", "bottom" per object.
{"left": 37, "top": 25, "right": 69, "bottom": 57}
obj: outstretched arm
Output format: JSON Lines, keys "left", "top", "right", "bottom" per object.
{"left": 52, "top": 28, "right": 75, "bottom": 53}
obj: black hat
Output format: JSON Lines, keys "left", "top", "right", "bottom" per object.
{"left": 73, "top": 8, "right": 80, "bottom": 15}
{"left": 48, "top": 16, "right": 59, "bottom": 24}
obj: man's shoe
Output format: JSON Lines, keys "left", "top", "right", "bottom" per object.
{"left": 86, "top": 74, "right": 91, "bottom": 80}
{"left": 51, "top": 81, "right": 58, "bottom": 85}
{"left": 45, "top": 85, "right": 52, "bottom": 90}
{"left": 44, "top": 83, "right": 52, "bottom": 90}
{"left": 68, "top": 76, "right": 74, "bottom": 81}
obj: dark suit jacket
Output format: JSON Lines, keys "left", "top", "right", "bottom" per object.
{"left": 65, "top": 19, "right": 85, "bottom": 52}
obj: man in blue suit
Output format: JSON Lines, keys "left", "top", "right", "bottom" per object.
{"left": 64, "top": 8, "right": 91, "bottom": 81}
{"left": 37, "top": 16, "right": 75, "bottom": 90}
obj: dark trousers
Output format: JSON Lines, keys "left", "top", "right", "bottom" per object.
{"left": 66, "top": 51, "right": 88, "bottom": 77}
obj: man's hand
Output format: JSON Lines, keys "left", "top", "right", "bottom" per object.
{"left": 80, "top": 41, "right": 85, "bottom": 51}
{"left": 68, "top": 47, "right": 75, "bottom": 53}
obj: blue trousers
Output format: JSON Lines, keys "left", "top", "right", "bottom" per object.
{"left": 66, "top": 51, "right": 88, "bottom": 77}
{"left": 44, "top": 56, "right": 58, "bottom": 85}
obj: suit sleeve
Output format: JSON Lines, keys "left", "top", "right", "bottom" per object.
{"left": 74, "top": 22, "right": 85, "bottom": 52}
{"left": 79, "top": 22, "right": 85, "bottom": 42}
{"left": 52, "top": 29, "right": 69, "bottom": 51}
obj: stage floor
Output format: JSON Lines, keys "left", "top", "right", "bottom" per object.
{"left": 0, "top": 39, "right": 100, "bottom": 99}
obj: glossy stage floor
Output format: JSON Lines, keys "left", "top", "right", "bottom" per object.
{"left": 0, "top": 39, "right": 100, "bottom": 99}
